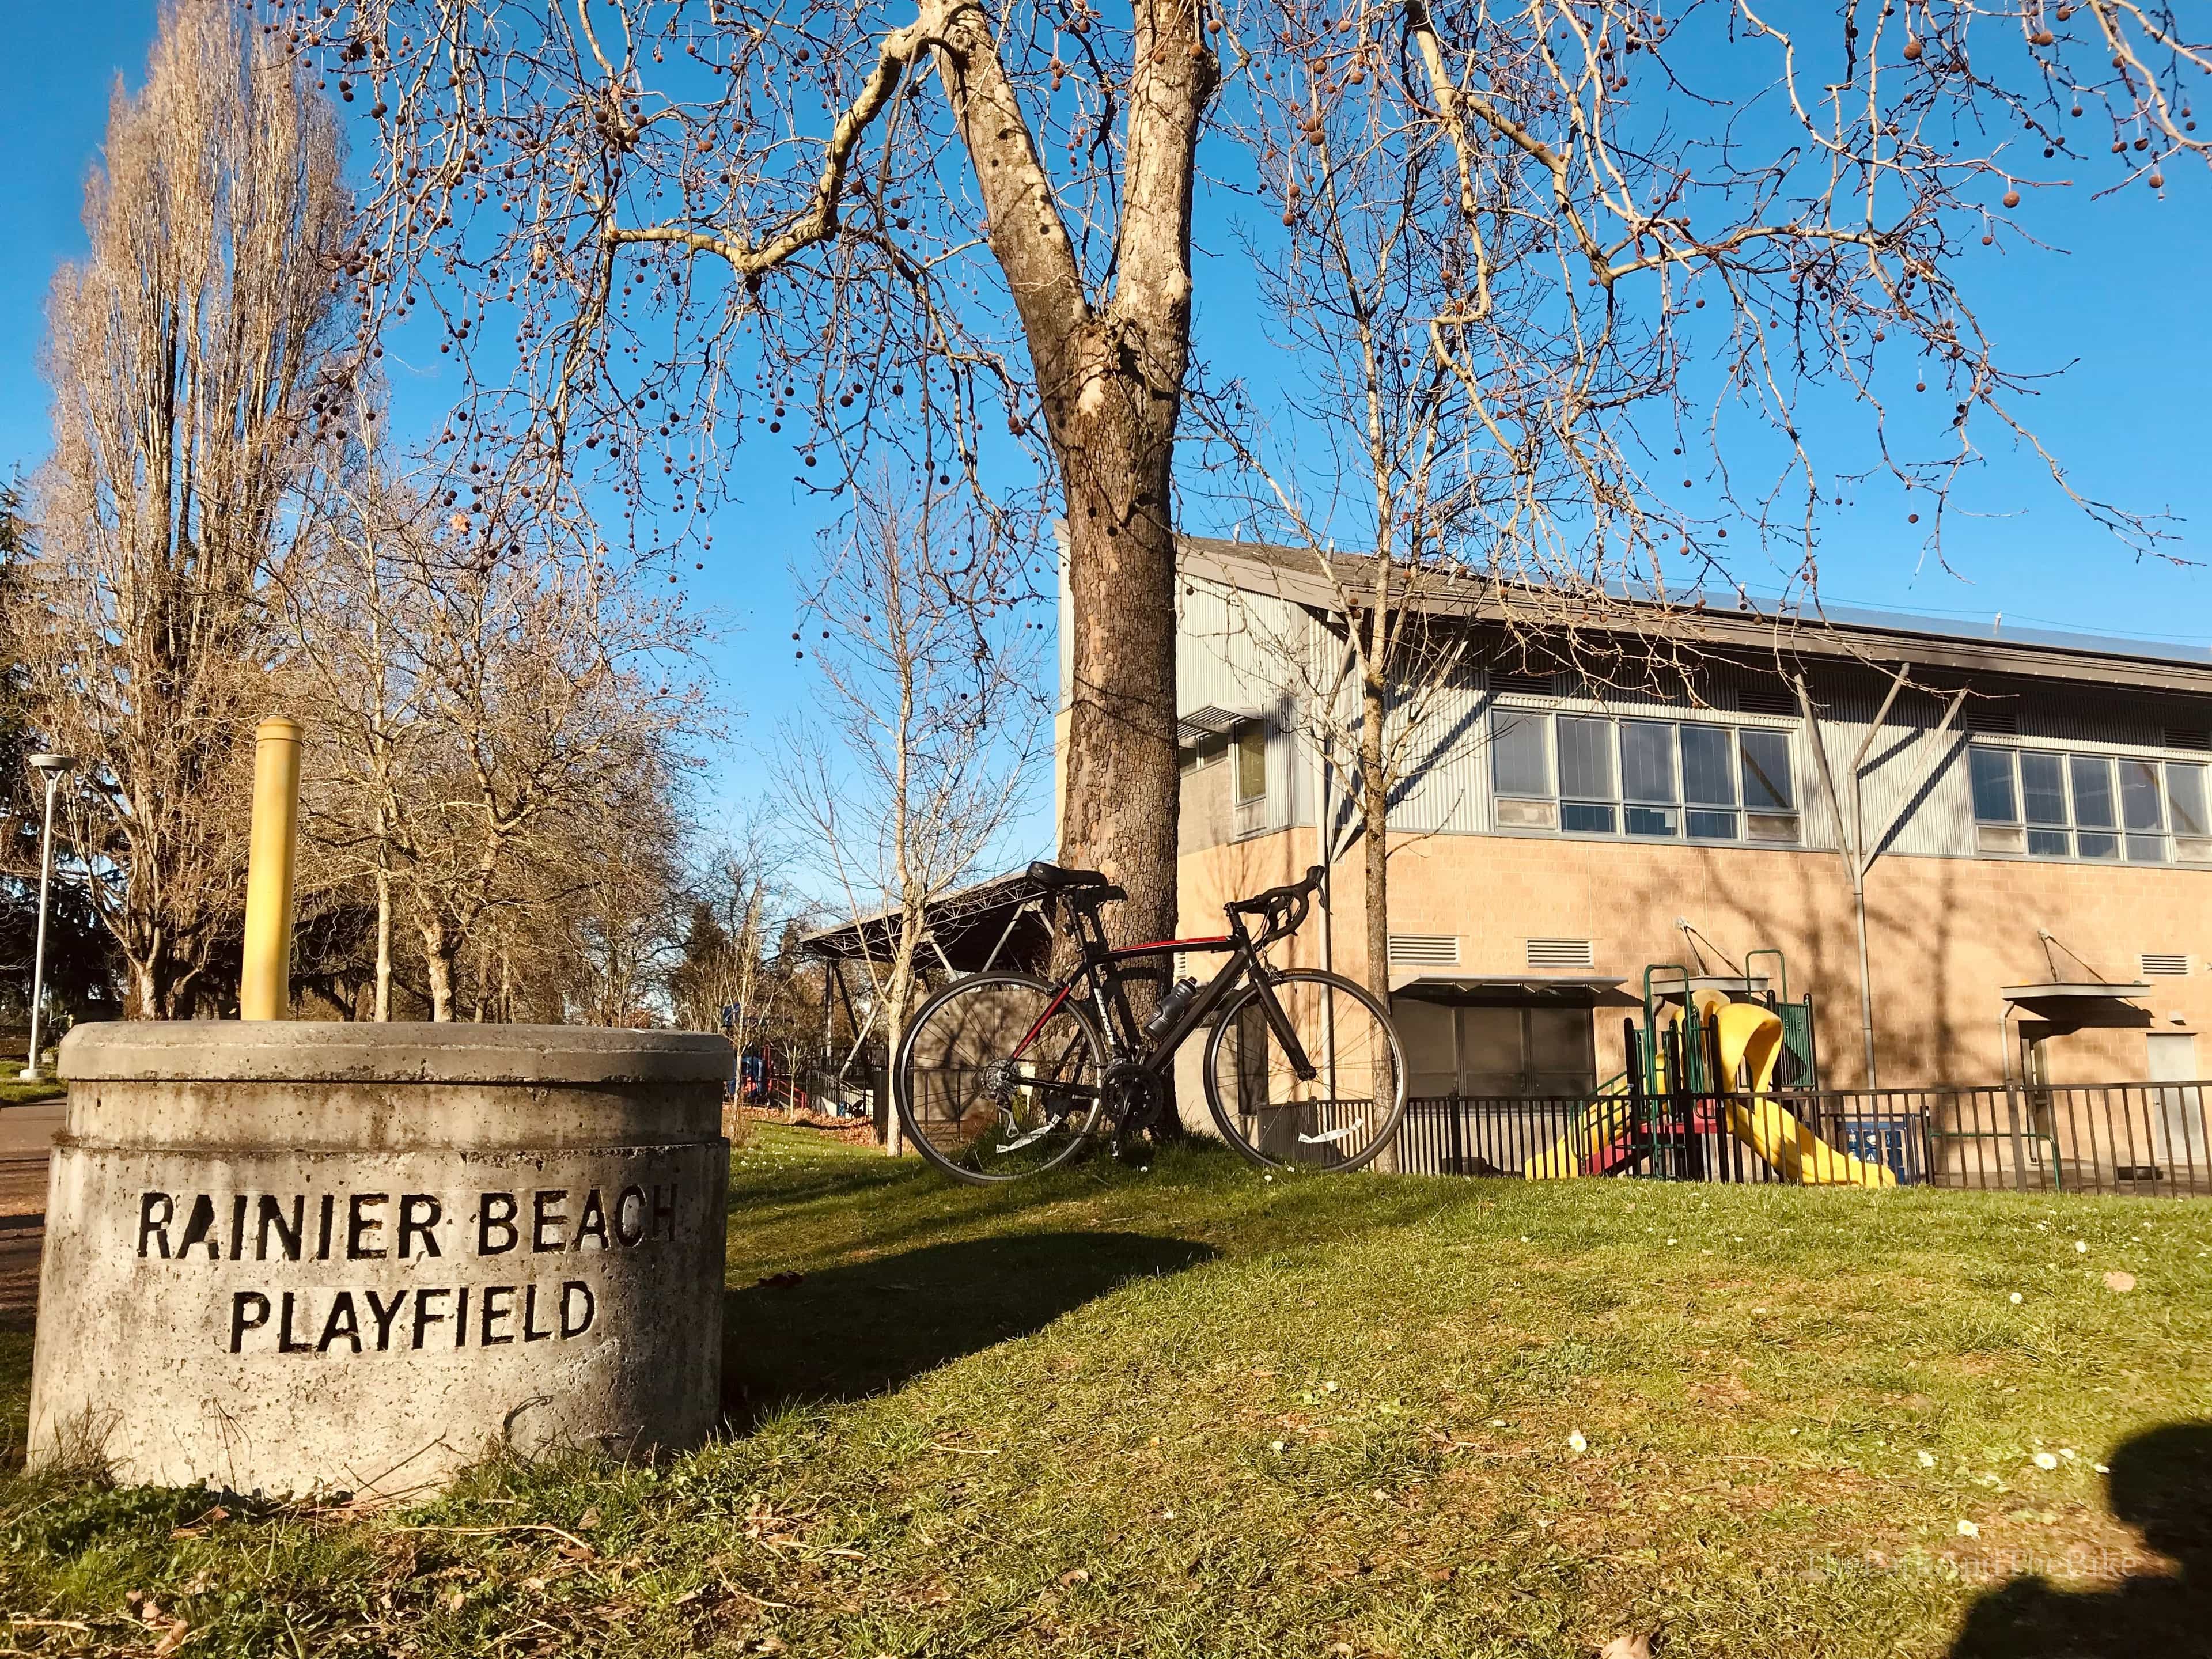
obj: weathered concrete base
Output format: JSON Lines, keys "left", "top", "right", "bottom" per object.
{"left": 28, "top": 1024, "right": 731, "bottom": 1499}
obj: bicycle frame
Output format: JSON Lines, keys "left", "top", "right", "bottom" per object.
{"left": 1035, "top": 898, "right": 1320, "bottom": 1084}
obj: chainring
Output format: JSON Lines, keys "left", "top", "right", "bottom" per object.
{"left": 1100, "top": 1059, "right": 1166, "bottom": 1150}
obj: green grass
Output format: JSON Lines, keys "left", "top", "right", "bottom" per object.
{"left": 0, "top": 1078, "right": 63, "bottom": 1109}
{"left": 5, "top": 1127, "right": 2211, "bottom": 1656}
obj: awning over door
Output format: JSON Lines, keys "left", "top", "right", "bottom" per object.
{"left": 2002, "top": 981, "right": 2154, "bottom": 1033}
{"left": 1389, "top": 972, "right": 1630, "bottom": 1006}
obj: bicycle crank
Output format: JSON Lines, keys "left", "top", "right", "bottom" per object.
{"left": 1101, "top": 1059, "right": 1166, "bottom": 1153}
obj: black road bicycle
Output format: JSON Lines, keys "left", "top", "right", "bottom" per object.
{"left": 892, "top": 860, "right": 1408, "bottom": 1184}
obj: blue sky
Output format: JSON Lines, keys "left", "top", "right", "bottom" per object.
{"left": 6, "top": 3, "right": 2209, "bottom": 872}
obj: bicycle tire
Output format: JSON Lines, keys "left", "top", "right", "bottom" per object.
{"left": 893, "top": 971, "right": 1108, "bottom": 1185}
{"left": 1200, "top": 969, "right": 1408, "bottom": 1173}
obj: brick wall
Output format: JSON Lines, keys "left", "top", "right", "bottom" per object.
{"left": 1180, "top": 827, "right": 2212, "bottom": 1088}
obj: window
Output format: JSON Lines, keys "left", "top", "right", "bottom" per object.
{"left": 1621, "top": 721, "right": 1679, "bottom": 836}
{"left": 2020, "top": 752, "right": 2069, "bottom": 857}
{"left": 1558, "top": 715, "right": 1616, "bottom": 833}
{"left": 1971, "top": 744, "right": 2211, "bottom": 865}
{"left": 1179, "top": 734, "right": 1223, "bottom": 774}
{"left": 1738, "top": 729, "right": 1801, "bottom": 843}
{"left": 1681, "top": 724, "right": 1737, "bottom": 840}
{"left": 1969, "top": 747, "right": 2023, "bottom": 854}
{"left": 2120, "top": 759, "right": 2166, "bottom": 862}
{"left": 1234, "top": 725, "right": 1267, "bottom": 803}
{"left": 1491, "top": 713, "right": 1798, "bottom": 846}
{"left": 1489, "top": 709, "right": 1555, "bottom": 829}
{"left": 2169, "top": 762, "right": 2212, "bottom": 863}
{"left": 2070, "top": 754, "right": 2120, "bottom": 860}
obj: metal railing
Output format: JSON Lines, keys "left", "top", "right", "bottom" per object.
{"left": 1396, "top": 1077, "right": 2212, "bottom": 1196}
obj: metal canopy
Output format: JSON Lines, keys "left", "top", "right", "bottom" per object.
{"left": 2002, "top": 981, "right": 2154, "bottom": 1031}
{"left": 1999, "top": 982, "right": 2150, "bottom": 1035}
{"left": 1390, "top": 972, "right": 1628, "bottom": 1006}
{"left": 1177, "top": 704, "right": 1259, "bottom": 745}
{"left": 796, "top": 868, "right": 1054, "bottom": 975}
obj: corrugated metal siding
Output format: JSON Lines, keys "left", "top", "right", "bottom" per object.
{"left": 1391, "top": 664, "right": 1487, "bottom": 834}
{"left": 1809, "top": 702, "right": 1971, "bottom": 859}
{"left": 1177, "top": 582, "right": 2212, "bottom": 861}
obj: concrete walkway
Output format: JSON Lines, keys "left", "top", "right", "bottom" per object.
{"left": 0, "top": 1096, "right": 62, "bottom": 1323}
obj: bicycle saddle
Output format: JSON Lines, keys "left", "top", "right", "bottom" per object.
{"left": 1026, "top": 859, "right": 1124, "bottom": 901}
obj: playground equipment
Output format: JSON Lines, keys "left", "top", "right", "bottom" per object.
{"left": 1522, "top": 949, "right": 1894, "bottom": 1185}
{"left": 1706, "top": 1002, "right": 1895, "bottom": 1186}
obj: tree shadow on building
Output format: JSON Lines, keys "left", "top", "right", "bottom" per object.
{"left": 719, "top": 1230, "right": 1216, "bottom": 1427}
{"left": 1948, "top": 1421, "right": 2212, "bottom": 1657}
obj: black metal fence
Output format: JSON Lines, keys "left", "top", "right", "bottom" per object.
{"left": 1396, "top": 1076, "right": 2212, "bottom": 1196}
{"left": 770, "top": 1047, "right": 884, "bottom": 1125}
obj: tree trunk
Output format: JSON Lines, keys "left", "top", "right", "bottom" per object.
{"left": 882, "top": 1000, "right": 906, "bottom": 1157}
{"left": 1358, "top": 673, "right": 1391, "bottom": 1002}
{"left": 421, "top": 916, "right": 457, "bottom": 1021}
{"left": 126, "top": 958, "right": 160, "bottom": 1022}
{"left": 932, "top": 0, "right": 1206, "bottom": 965}
{"left": 1046, "top": 403, "right": 1183, "bottom": 965}
{"left": 1357, "top": 674, "right": 1399, "bottom": 1173}
{"left": 373, "top": 862, "right": 392, "bottom": 1022}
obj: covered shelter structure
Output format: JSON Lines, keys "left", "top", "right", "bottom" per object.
{"left": 785, "top": 869, "right": 1058, "bottom": 1133}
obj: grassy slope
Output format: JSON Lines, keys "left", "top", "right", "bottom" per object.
{"left": 3, "top": 1127, "right": 2210, "bottom": 1657}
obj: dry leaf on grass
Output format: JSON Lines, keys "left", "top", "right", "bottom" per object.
{"left": 153, "top": 1618, "right": 191, "bottom": 1657}
{"left": 1600, "top": 1634, "right": 1655, "bottom": 1659}
{"left": 2103, "top": 1271, "right": 2137, "bottom": 1293}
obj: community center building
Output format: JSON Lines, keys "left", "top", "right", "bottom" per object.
{"left": 1073, "top": 538, "right": 2212, "bottom": 1114}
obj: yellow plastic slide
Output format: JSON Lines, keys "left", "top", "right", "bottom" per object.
{"left": 1710, "top": 1002, "right": 1895, "bottom": 1188}
{"left": 1522, "top": 1074, "right": 1637, "bottom": 1179}
{"left": 1524, "top": 998, "right": 1706, "bottom": 1179}
{"left": 1522, "top": 1001, "right": 1895, "bottom": 1185}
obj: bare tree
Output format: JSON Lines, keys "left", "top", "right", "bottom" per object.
{"left": 779, "top": 478, "right": 1043, "bottom": 1154}
{"left": 279, "top": 414, "right": 435, "bottom": 1021}
{"left": 546, "top": 767, "right": 690, "bottom": 1026}
{"left": 21, "top": 0, "right": 354, "bottom": 1016}
{"left": 284, "top": 434, "right": 704, "bottom": 1020}
{"left": 671, "top": 817, "right": 796, "bottom": 1043}
{"left": 1193, "top": 59, "right": 1495, "bottom": 1003}
{"left": 393, "top": 528, "right": 702, "bottom": 1020}
{"left": 296, "top": 0, "right": 2200, "bottom": 965}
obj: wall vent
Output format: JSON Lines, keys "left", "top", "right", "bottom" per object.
{"left": 2166, "top": 727, "right": 2211, "bottom": 753}
{"left": 1527, "top": 937, "right": 1597, "bottom": 971}
{"left": 1965, "top": 706, "right": 2020, "bottom": 736}
{"left": 1734, "top": 681, "right": 1799, "bottom": 717}
{"left": 1488, "top": 671, "right": 1555, "bottom": 699}
{"left": 2141, "top": 952, "right": 2192, "bottom": 978}
{"left": 1388, "top": 934, "right": 1461, "bottom": 966}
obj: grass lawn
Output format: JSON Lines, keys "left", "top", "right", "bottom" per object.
{"left": 0, "top": 1078, "right": 63, "bottom": 1109}
{"left": 4, "top": 1127, "right": 2210, "bottom": 1657}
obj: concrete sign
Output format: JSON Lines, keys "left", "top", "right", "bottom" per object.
{"left": 28, "top": 1022, "right": 732, "bottom": 1500}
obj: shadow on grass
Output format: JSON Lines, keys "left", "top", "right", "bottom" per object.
{"left": 720, "top": 1230, "right": 1214, "bottom": 1427}
{"left": 1948, "top": 1421, "right": 2212, "bottom": 1657}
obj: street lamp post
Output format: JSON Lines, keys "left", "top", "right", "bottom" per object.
{"left": 20, "top": 753, "right": 76, "bottom": 1081}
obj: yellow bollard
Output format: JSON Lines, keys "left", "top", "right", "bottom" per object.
{"left": 239, "top": 716, "right": 302, "bottom": 1021}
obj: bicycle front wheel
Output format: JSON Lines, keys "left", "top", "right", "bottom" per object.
{"left": 1202, "top": 969, "right": 1407, "bottom": 1172}
{"left": 894, "top": 972, "right": 1107, "bottom": 1184}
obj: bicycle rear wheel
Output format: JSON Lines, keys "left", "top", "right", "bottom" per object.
{"left": 1201, "top": 969, "right": 1407, "bottom": 1172}
{"left": 894, "top": 972, "right": 1107, "bottom": 1184}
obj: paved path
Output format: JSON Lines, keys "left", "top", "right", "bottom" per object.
{"left": 0, "top": 1097, "right": 62, "bottom": 1324}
